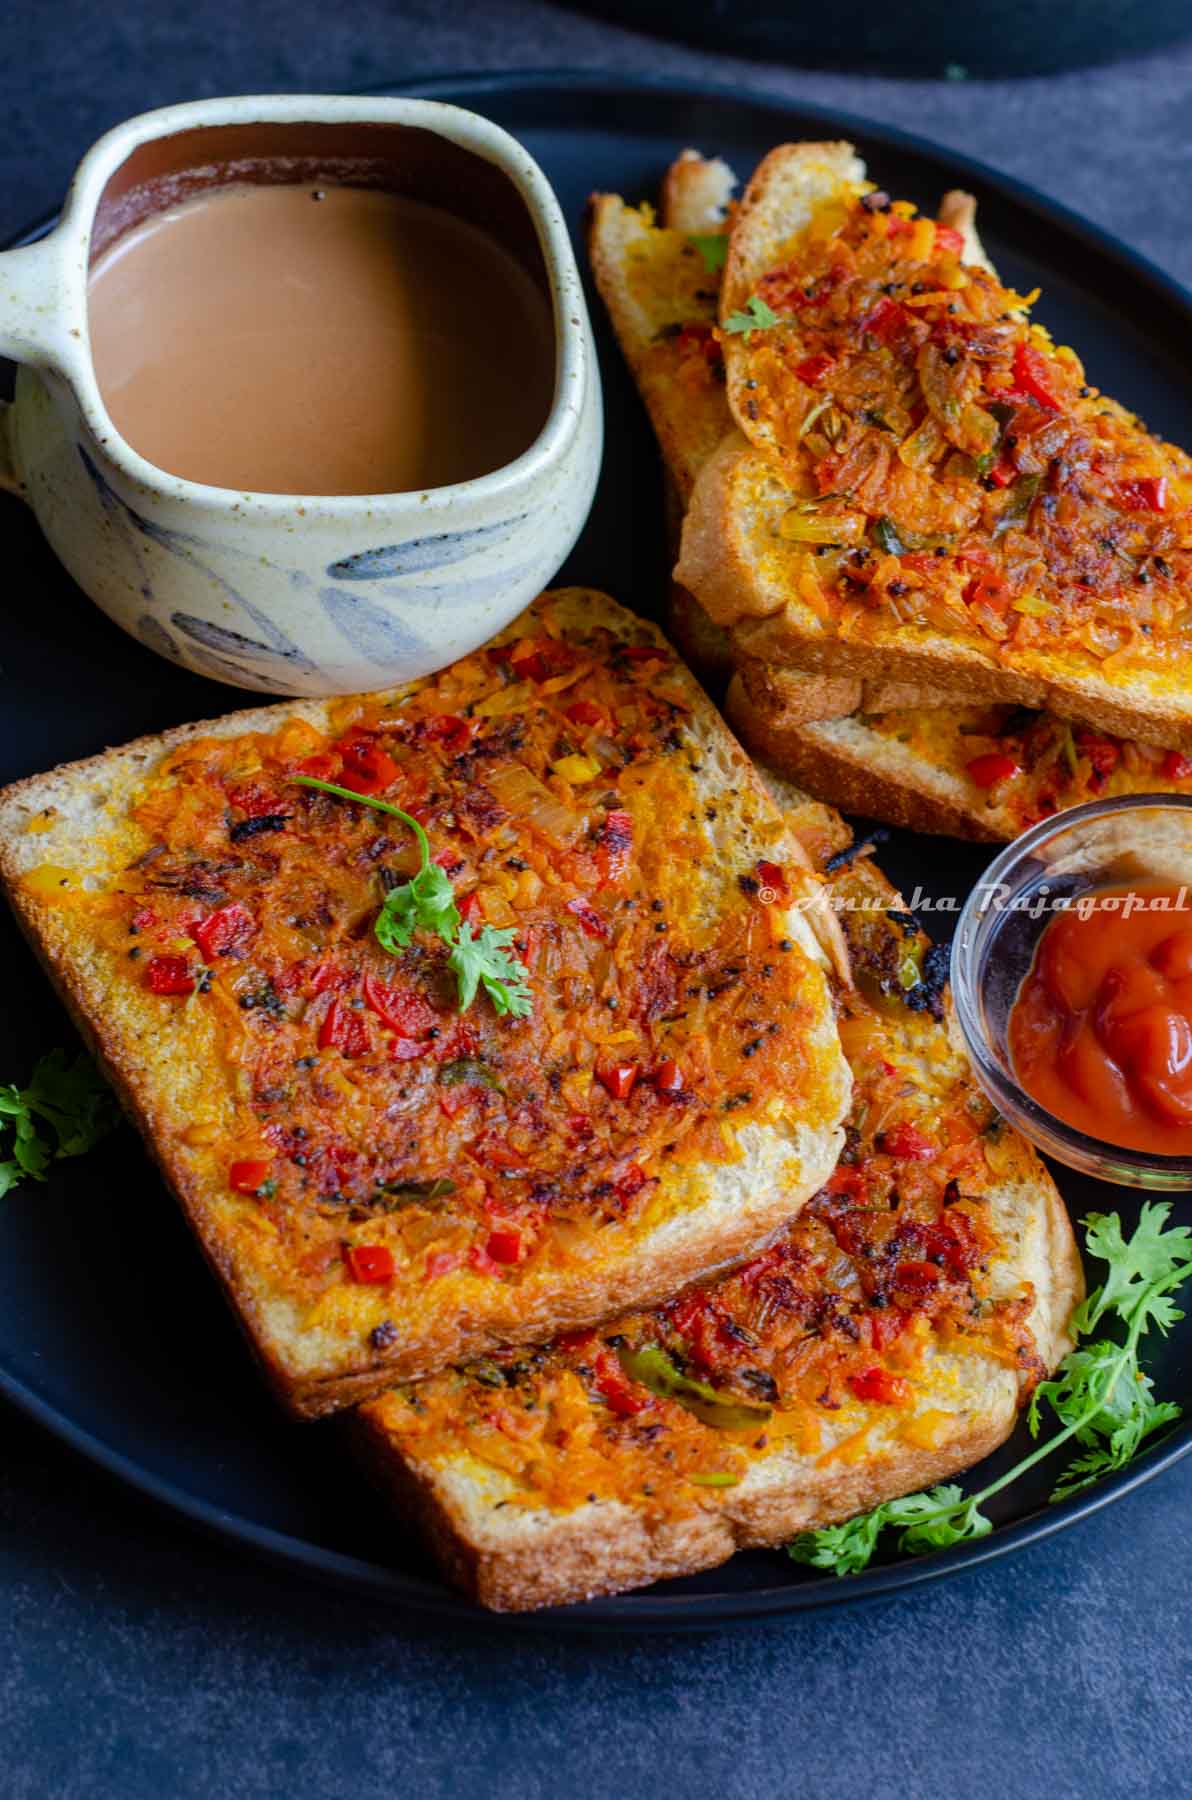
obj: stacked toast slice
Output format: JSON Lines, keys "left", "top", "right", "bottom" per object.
{"left": 0, "top": 575, "right": 1081, "bottom": 1609}
{"left": 591, "top": 145, "right": 1192, "bottom": 839}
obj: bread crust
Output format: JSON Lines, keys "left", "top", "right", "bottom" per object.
{"left": 0, "top": 588, "right": 852, "bottom": 1418}
{"left": 725, "top": 674, "right": 1008, "bottom": 840}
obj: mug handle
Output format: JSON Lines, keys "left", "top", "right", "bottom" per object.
{"left": 0, "top": 236, "right": 70, "bottom": 499}
{"left": 0, "top": 400, "right": 21, "bottom": 498}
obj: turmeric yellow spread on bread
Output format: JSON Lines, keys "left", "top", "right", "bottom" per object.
{"left": 0, "top": 591, "right": 849, "bottom": 1416}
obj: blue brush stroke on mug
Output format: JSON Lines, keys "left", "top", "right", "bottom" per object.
{"left": 326, "top": 515, "right": 530, "bottom": 580}
{"left": 80, "top": 448, "right": 318, "bottom": 671}
{"left": 318, "top": 588, "right": 431, "bottom": 664}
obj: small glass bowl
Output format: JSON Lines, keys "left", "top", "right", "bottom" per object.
{"left": 950, "top": 793, "right": 1192, "bottom": 1189}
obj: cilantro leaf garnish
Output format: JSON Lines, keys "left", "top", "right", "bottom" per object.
{"left": 724, "top": 295, "right": 779, "bottom": 338}
{"left": 689, "top": 233, "right": 728, "bottom": 274}
{"left": 291, "top": 774, "right": 531, "bottom": 1019}
{"left": 448, "top": 922, "right": 532, "bottom": 1020}
{"left": 0, "top": 1049, "right": 120, "bottom": 1198}
{"left": 789, "top": 1202, "right": 1192, "bottom": 1576}
{"left": 375, "top": 861, "right": 461, "bottom": 954}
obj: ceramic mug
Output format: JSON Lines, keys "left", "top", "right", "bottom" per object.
{"left": 0, "top": 95, "right": 602, "bottom": 696}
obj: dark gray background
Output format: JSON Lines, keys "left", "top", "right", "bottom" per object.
{"left": 2, "top": 5, "right": 1191, "bottom": 1796}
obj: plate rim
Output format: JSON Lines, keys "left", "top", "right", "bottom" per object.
{"left": 3, "top": 64, "right": 1191, "bottom": 1632}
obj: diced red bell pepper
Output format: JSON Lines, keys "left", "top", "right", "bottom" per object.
{"left": 361, "top": 974, "right": 436, "bottom": 1037}
{"left": 653, "top": 1059, "right": 684, "bottom": 1094}
{"left": 895, "top": 1259, "right": 943, "bottom": 1295}
{"left": 145, "top": 955, "right": 194, "bottom": 996}
{"left": 987, "top": 457, "right": 1017, "bottom": 489}
{"left": 1075, "top": 732, "right": 1120, "bottom": 778}
{"left": 859, "top": 295, "right": 908, "bottom": 345}
{"left": 822, "top": 1163, "right": 866, "bottom": 1197}
{"left": 755, "top": 859, "right": 789, "bottom": 900}
{"left": 191, "top": 901, "right": 255, "bottom": 962}
{"left": 794, "top": 353, "right": 835, "bottom": 385}
{"left": 1117, "top": 476, "right": 1168, "bottom": 513}
{"left": 1012, "top": 342, "right": 1062, "bottom": 412}
{"left": 308, "top": 959, "right": 351, "bottom": 995}
{"left": 335, "top": 737, "right": 399, "bottom": 796}
{"left": 850, "top": 1366, "right": 913, "bottom": 1406}
{"left": 295, "top": 751, "right": 339, "bottom": 783}
{"left": 344, "top": 1244, "right": 394, "bottom": 1284}
{"left": 484, "top": 1228, "right": 524, "bottom": 1266}
{"left": 595, "top": 810, "right": 634, "bottom": 887}
{"left": 597, "top": 1060, "right": 640, "bottom": 1100}
{"left": 318, "top": 997, "right": 369, "bottom": 1058}
{"left": 420, "top": 713, "right": 472, "bottom": 754}
{"left": 667, "top": 1291, "right": 734, "bottom": 1369}
{"left": 226, "top": 783, "right": 284, "bottom": 818}
{"left": 964, "top": 572, "right": 1013, "bottom": 613}
{"left": 966, "top": 752, "right": 1021, "bottom": 789}
{"left": 510, "top": 639, "right": 578, "bottom": 683}
{"left": 879, "top": 1122, "right": 937, "bottom": 1161}
{"left": 228, "top": 1158, "right": 273, "bottom": 1195}
{"left": 566, "top": 699, "right": 604, "bottom": 728}
{"left": 614, "top": 1163, "right": 650, "bottom": 1206}
{"left": 457, "top": 890, "right": 483, "bottom": 925}
{"left": 1162, "top": 750, "right": 1192, "bottom": 781}
{"left": 592, "top": 1348, "right": 649, "bottom": 1416}
{"left": 566, "top": 896, "right": 608, "bottom": 940}
{"left": 934, "top": 223, "right": 965, "bottom": 257}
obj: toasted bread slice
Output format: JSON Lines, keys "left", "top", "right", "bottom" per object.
{"left": 0, "top": 590, "right": 851, "bottom": 1418}
{"left": 728, "top": 662, "right": 1192, "bottom": 840}
{"left": 680, "top": 142, "right": 1192, "bottom": 747}
{"left": 590, "top": 154, "right": 983, "bottom": 715}
{"left": 354, "top": 797, "right": 1081, "bottom": 1610}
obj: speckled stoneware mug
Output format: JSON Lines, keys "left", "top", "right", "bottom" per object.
{"left": 0, "top": 95, "right": 602, "bottom": 696}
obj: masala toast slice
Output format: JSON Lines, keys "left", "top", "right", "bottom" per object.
{"left": 353, "top": 780, "right": 1081, "bottom": 1611}
{"left": 678, "top": 142, "right": 1192, "bottom": 747}
{"left": 0, "top": 589, "right": 850, "bottom": 1417}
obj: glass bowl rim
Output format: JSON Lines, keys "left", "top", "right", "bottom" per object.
{"left": 950, "top": 791, "right": 1192, "bottom": 1180}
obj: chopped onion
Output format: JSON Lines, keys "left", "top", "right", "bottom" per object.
{"left": 488, "top": 764, "right": 582, "bottom": 843}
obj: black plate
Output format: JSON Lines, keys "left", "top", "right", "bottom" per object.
{"left": 2, "top": 71, "right": 1191, "bottom": 1632}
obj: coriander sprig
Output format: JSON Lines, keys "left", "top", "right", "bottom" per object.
{"left": 789, "top": 1202, "right": 1192, "bottom": 1577}
{"left": 724, "top": 294, "right": 779, "bottom": 339}
{"left": 291, "top": 775, "right": 531, "bottom": 1019}
{"left": 0, "top": 1049, "right": 120, "bottom": 1198}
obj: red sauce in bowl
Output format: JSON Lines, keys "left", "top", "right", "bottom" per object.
{"left": 1008, "top": 882, "right": 1192, "bottom": 1156}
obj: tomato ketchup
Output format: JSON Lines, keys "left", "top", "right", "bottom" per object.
{"left": 1008, "top": 883, "right": 1192, "bottom": 1154}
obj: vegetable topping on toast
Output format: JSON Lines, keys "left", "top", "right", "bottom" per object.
{"left": 724, "top": 186, "right": 1192, "bottom": 667}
